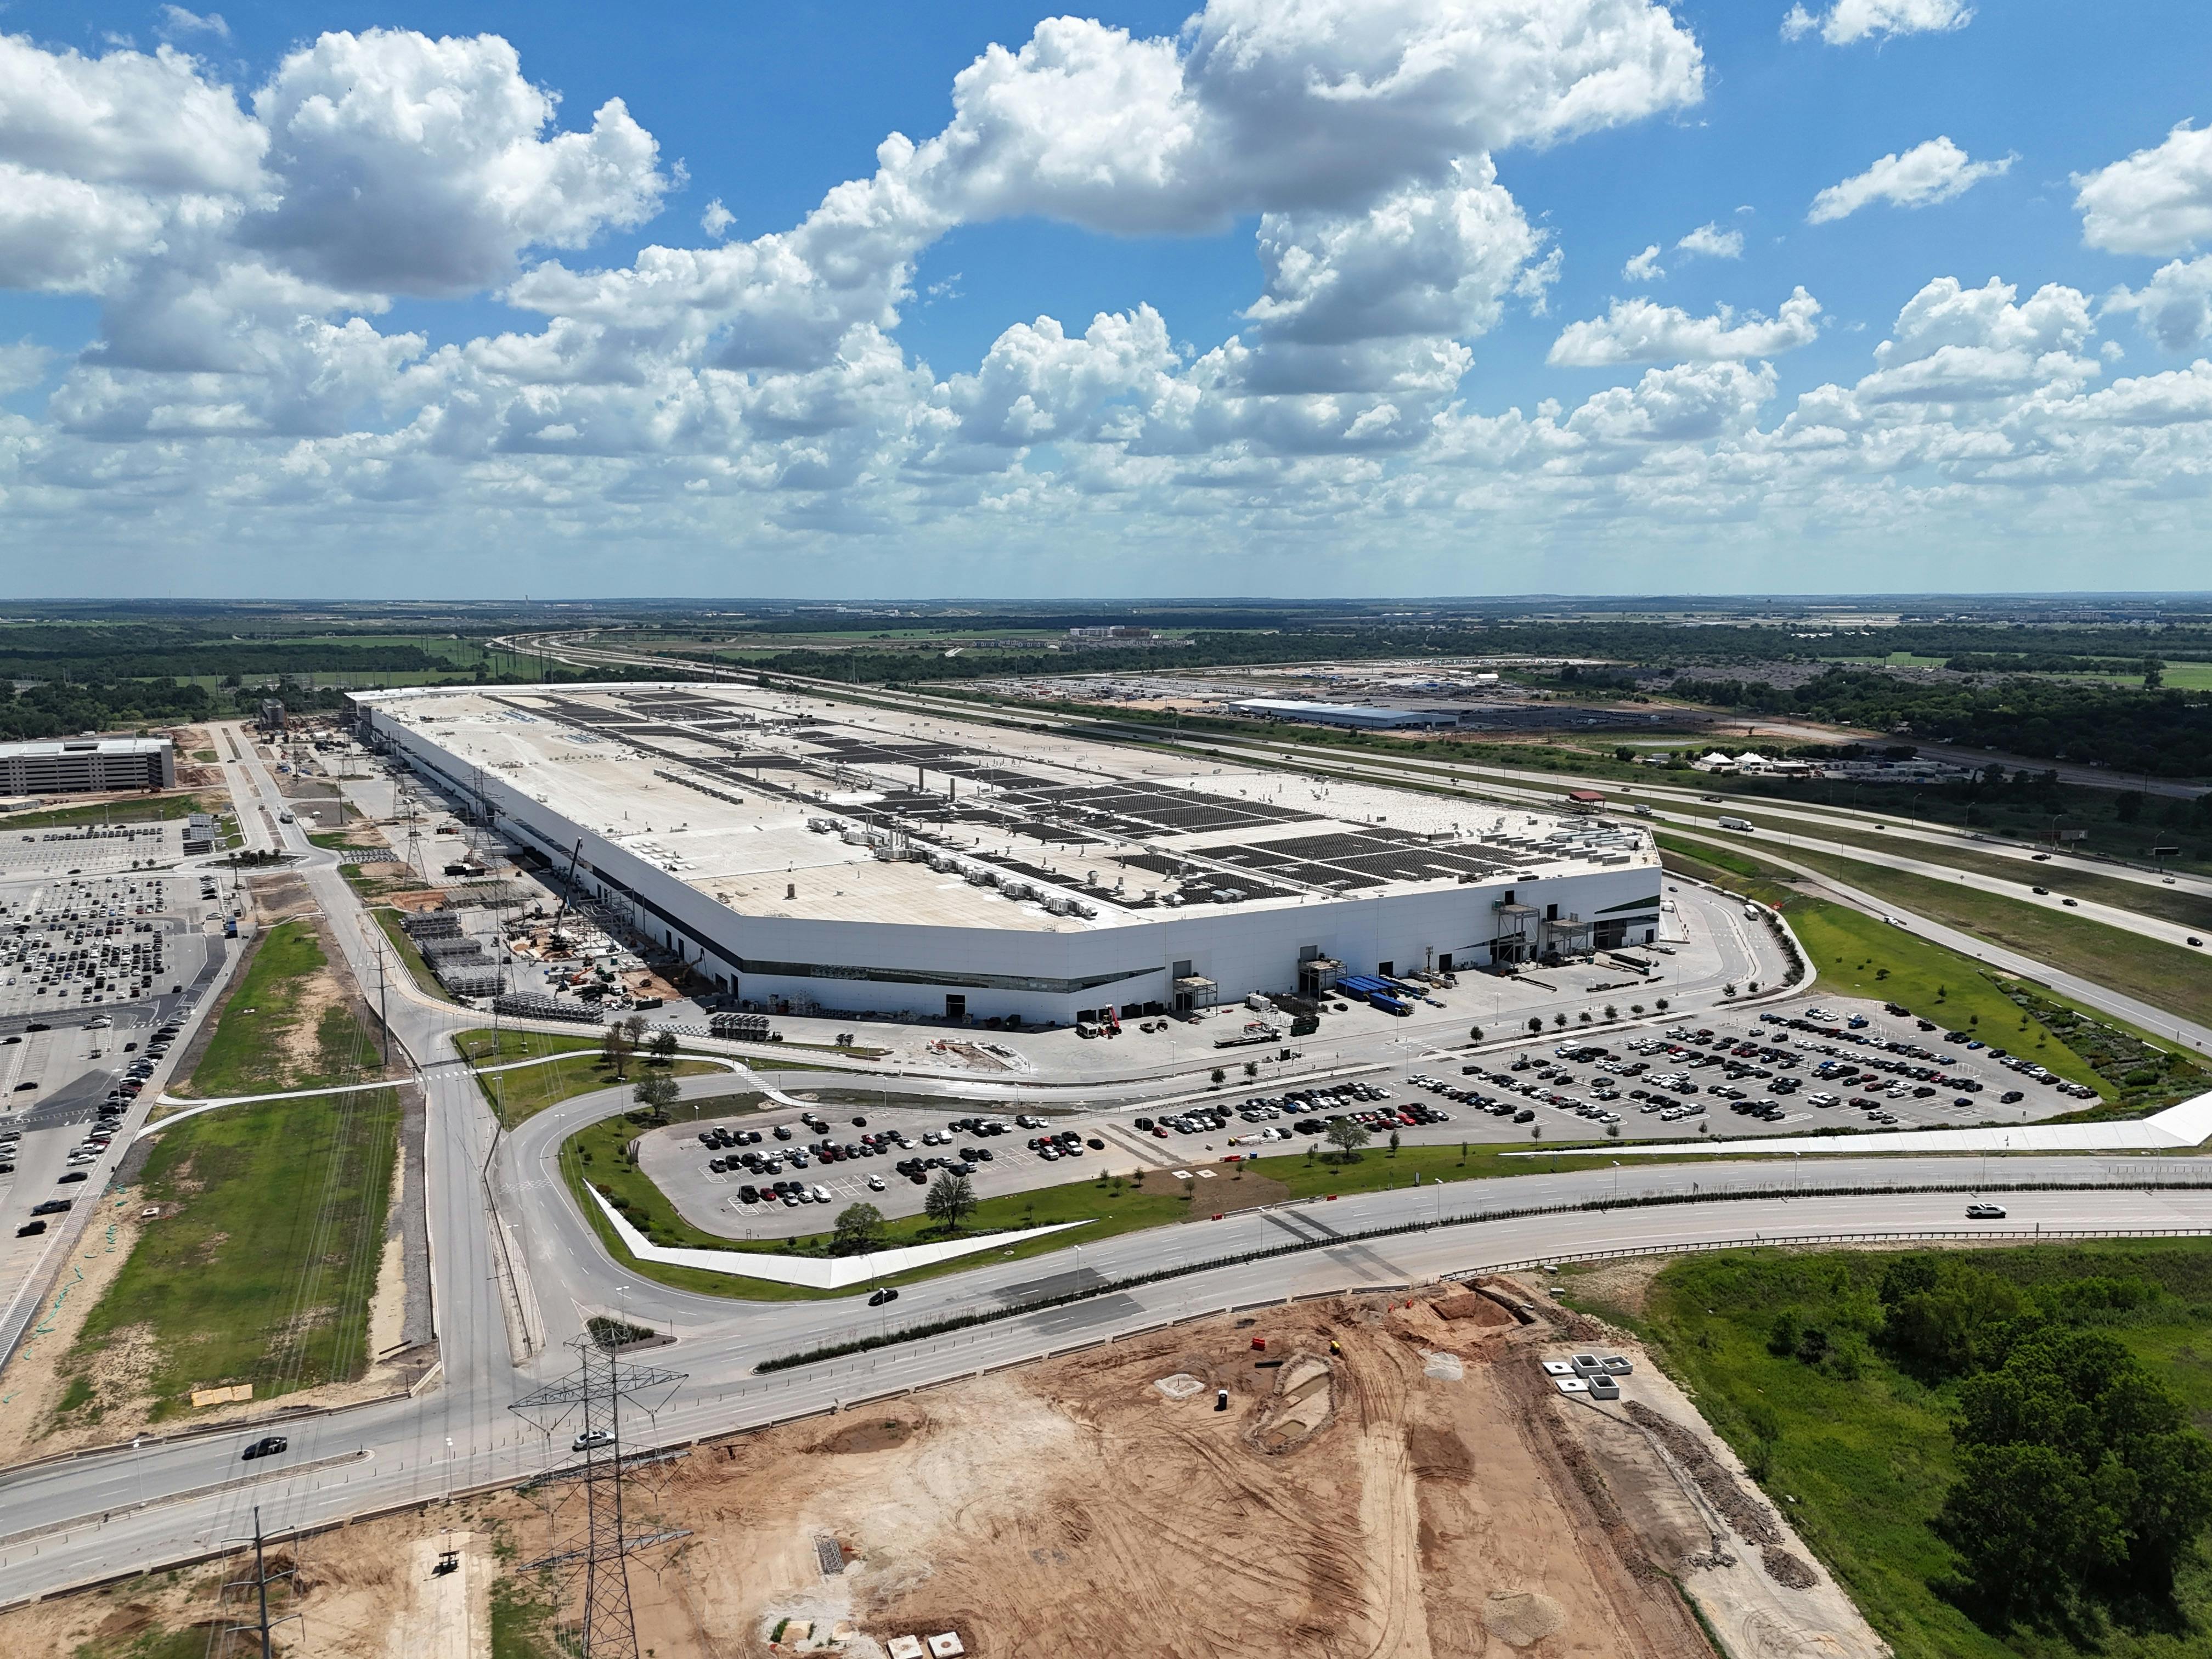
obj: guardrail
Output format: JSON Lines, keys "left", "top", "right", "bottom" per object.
{"left": 751, "top": 1173, "right": 2212, "bottom": 1373}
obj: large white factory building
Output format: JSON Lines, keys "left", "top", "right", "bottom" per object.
{"left": 352, "top": 683, "right": 1661, "bottom": 1024}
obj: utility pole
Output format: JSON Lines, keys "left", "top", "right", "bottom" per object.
{"left": 371, "top": 934, "right": 391, "bottom": 1069}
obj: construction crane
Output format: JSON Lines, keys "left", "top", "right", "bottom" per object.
{"left": 549, "top": 838, "right": 586, "bottom": 944}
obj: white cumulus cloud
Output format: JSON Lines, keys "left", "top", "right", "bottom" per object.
{"left": 1857, "top": 275, "right": 2096, "bottom": 402}
{"left": 1781, "top": 0, "right": 1972, "bottom": 46}
{"left": 1622, "top": 244, "right": 1664, "bottom": 283}
{"left": 2104, "top": 256, "right": 2212, "bottom": 351}
{"left": 1674, "top": 221, "right": 1743, "bottom": 259}
{"left": 1547, "top": 289, "right": 1822, "bottom": 366}
{"left": 2076, "top": 123, "right": 2212, "bottom": 256}
{"left": 158, "top": 7, "right": 229, "bottom": 40}
{"left": 1808, "top": 137, "right": 2011, "bottom": 224}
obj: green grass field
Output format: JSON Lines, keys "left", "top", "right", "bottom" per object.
{"left": 1774, "top": 845, "right": 2212, "bottom": 1029}
{"left": 0, "top": 791, "right": 213, "bottom": 830}
{"left": 1567, "top": 1243, "right": 2212, "bottom": 1659}
{"left": 1682, "top": 813, "right": 2212, "bottom": 934}
{"left": 456, "top": 1026, "right": 601, "bottom": 1064}
{"left": 179, "top": 918, "right": 386, "bottom": 1097}
{"left": 62, "top": 1086, "right": 402, "bottom": 1420}
{"left": 479, "top": 1051, "right": 724, "bottom": 1127}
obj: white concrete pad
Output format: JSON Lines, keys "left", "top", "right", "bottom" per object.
{"left": 584, "top": 1182, "right": 1088, "bottom": 1289}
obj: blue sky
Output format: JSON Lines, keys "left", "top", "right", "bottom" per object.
{"left": 2, "top": 1, "right": 2211, "bottom": 597}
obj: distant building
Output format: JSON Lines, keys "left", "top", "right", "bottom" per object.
{"left": 0, "top": 737, "right": 174, "bottom": 796}
{"left": 182, "top": 811, "right": 217, "bottom": 854}
{"left": 1231, "top": 698, "right": 1460, "bottom": 731}
{"left": 257, "top": 699, "right": 286, "bottom": 732}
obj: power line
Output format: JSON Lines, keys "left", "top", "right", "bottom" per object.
{"left": 511, "top": 1335, "right": 688, "bottom": 1658}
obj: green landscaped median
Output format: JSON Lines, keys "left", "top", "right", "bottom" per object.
{"left": 1683, "top": 811, "right": 2212, "bottom": 934}
{"left": 479, "top": 1052, "right": 726, "bottom": 1127}
{"left": 1754, "top": 841, "right": 2212, "bottom": 1030}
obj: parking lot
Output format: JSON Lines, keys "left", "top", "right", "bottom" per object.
{"left": 1201, "top": 991, "right": 2101, "bottom": 1154}
{"left": 625, "top": 986, "right": 2097, "bottom": 1240}
{"left": 0, "top": 861, "right": 232, "bottom": 1345}
{"left": 0, "top": 873, "right": 221, "bottom": 1023}
{"left": 0, "top": 821, "right": 193, "bottom": 880}
{"left": 635, "top": 1101, "right": 1157, "bottom": 1240}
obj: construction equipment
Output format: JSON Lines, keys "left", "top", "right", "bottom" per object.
{"left": 549, "top": 838, "right": 586, "bottom": 939}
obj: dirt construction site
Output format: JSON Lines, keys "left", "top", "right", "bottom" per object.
{"left": 4, "top": 1279, "right": 1884, "bottom": 1659}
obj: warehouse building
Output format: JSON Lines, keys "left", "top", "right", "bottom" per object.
{"left": 1229, "top": 698, "right": 1460, "bottom": 730}
{"left": 0, "top": 736, "right": 176, "bottom": 797}
{"left": 352, "top": 684, "right": 1660, "bottom": 1024}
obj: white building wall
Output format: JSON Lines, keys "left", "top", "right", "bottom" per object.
{"left": 365, "top": 704, "right": 1660, "bottom": 1023}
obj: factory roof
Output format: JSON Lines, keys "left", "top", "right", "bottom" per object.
{"left": 0, "top": 736, "right": 172, "bottom": 759}
{"left": 355, "top": 684, "right": 1655, "bottom": 933}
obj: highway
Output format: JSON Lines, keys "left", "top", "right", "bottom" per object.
{"left": 1, "top": 708, "right": 2209, "bottom": 1611}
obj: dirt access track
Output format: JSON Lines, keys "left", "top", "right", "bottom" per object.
{"left": 4, "top": 1282, "right": 1879, "bottom": 1659}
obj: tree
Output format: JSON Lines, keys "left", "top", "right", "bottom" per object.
{"left": 1468, "top": 1025, "right": 1483, "bottom": 1042}
{"left": 1210, "top": 1066, "right": 1226, "bottom": 1087}
{"left": 924, "top": 1170, "right": 977, "bottom": 1231}
{"left": 601, "top": 1023, "right": 635, "bottom": 1080}
{"left": 832, "top": 1202, "right": 885, "bottom": 1254}
{"left": 633, "top": 1071, "right": 680, "bottom": 1123}
{"left": 1243, "top": 1059, "right": 1259, "bottom": 1078}
{"left": 622, "top": 1012, "right": 649, "bottom": 1048}
{"left": 1387, "top": 1127, "right": 1401, "bottom": 1157}
{"left": 1324, "top": 1117, "right": 1370, "bottom": 1163}
{"left": 1938, "top": 1327, "right": 2212, "bottom": 1615}
{"left": 1526, "top": 1017, "right": 1543, "bottom": 1035}
{"left": 1655, "top": 997, "right": 1670, "bottom": 1013}
{"left": 649, "top": 1030, "right": 680, "bottom": 1065}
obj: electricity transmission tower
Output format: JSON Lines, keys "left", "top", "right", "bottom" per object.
{"left": 511, "top": 1335, "right": 687, "bottom": 1658}
{"left": 217, "top": 1506, "right": 300, "bottom": 1658}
